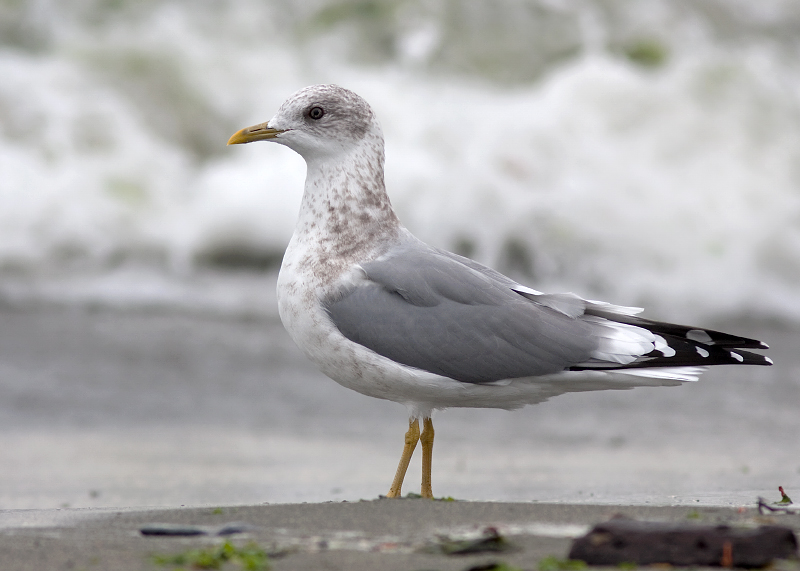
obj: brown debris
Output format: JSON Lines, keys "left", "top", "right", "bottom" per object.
{"left": 569, "top": 519, "right": 797, "bottom": 568}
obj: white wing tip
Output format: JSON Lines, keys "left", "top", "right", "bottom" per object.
{"left": 586, "top": 299, "right": 644, "bottom": 316}
{"left": 615, "top": 366, "right": 708, "bottom": 383}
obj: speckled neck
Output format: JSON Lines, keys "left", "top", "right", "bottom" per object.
{"left": 294, "top": 132, "right": 402, "bottom": 267}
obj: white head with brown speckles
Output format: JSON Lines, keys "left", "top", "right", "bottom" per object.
{"left": 228, "top": 84, "right": 400, "bottom": 266}
{"left": 228, "top": 84, "right": 383, "bottom": 164}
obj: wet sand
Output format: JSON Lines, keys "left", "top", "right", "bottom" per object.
{"left": 0, "top": 302, "right": 797, "bottom": 508}
{"left": 0, "top": 302, "right": 798, "bottom": 568}
{"left": 1, "top": 500, "right": 798, "bottom": 571}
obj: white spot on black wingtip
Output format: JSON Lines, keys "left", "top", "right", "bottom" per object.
{"left": 764, "top": 356, "right": 774, "bottom": 365}
{"left": 695, "top": 346, "right": 710, "bottom": 358}
{"left": 653, "top": 335, "right": 676, "bottom": 357}
{"left": 686, "top": 329, "right": 713, "bottom": 344}
{"left": 730, "top": 351, "right": 744, "bottom": 362}
{"left": 759, "top": 341, "right": 770, "bottom": 349}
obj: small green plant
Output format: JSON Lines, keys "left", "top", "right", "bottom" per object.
{"left": 686, "top": 510, "right": 701, "bottom": 519}
{"left": 211, "top": 507, "right": 224, "bottom": 515}
{"left": 538, "top": 555, "right": 587, "bottom": 571}
{"left": 152, "top": 541, "right": 269, "bottom": 570}
{"left": 777, "top": 486, "right": 793, "bottom": 504}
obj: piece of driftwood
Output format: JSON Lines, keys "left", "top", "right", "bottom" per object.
{"left": 139, "top": 522, "right": 256, "bottom": 536}
{"left": 758, "top": 497, "right": 800, "bottom": 515}
{"left": 569, "top": 519, "right": 797, "bottom": 567}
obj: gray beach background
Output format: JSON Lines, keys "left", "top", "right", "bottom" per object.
{"left": 1, "top": 0, "right": 800, "bottom": 520}
{"left": 0, "top": 290, "right": 796, "bottom": 510}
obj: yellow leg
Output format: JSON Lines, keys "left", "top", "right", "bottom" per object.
{"left": 386, "top": 418, "right": 420, "bottom": 498}
{"left": 420, "top": 417, "right": 435, "bottom": 499}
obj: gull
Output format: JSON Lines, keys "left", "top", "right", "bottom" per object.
{"left": 228, "top": 84, "right": 772, "bottom": 499}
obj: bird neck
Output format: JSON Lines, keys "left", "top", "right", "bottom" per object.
{"left": 295, "top": 138, "right": 401, "bottom": 263}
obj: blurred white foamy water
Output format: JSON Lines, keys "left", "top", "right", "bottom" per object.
{"left": 2, "top": 0, "right": 800, "bottom": 322}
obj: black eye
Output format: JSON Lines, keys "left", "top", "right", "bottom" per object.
{"left": 308, "top": 106, "right": 325, "bottom": 120}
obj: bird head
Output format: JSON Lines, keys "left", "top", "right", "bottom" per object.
{"left": 227, "top": 84, "right": 382, "bottom": 162}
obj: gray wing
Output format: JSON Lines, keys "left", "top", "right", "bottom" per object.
{"left": 324, "top": 242, "right": 597, "bottom": 384}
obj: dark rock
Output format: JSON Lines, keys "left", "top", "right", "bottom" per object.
{"left": 569, "top": 519, "right": 797, "bottom": 567}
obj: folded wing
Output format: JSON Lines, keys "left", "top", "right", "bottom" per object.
{"left": 324, "top": 240, "right": 771, "bottom": 385}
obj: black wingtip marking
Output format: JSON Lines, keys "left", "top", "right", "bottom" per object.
{"left": 572, "top": 316, "right": 772, "bottom": 373}
{"left": 583, "top": 308, "right": 771, "bottom": 351}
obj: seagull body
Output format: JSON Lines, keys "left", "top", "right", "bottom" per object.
{"left": 228, "top": 84, "right": 771, "bottom": 498}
